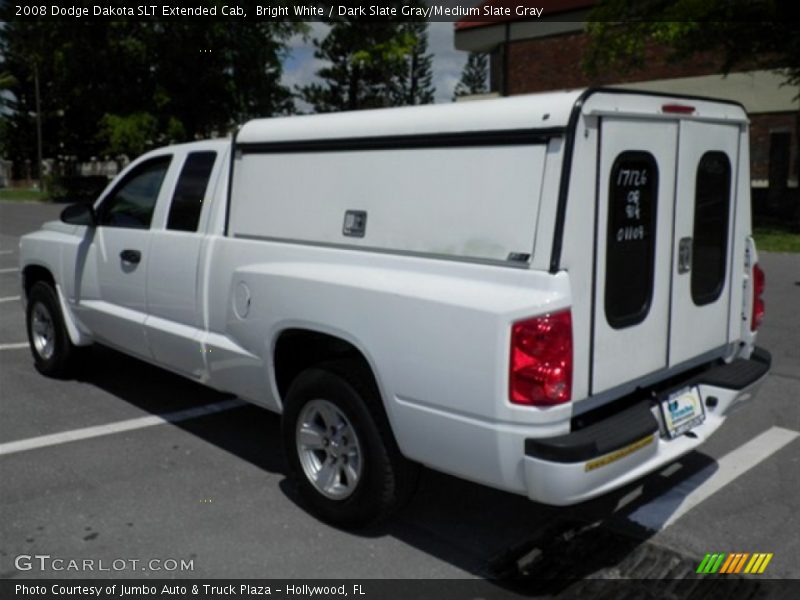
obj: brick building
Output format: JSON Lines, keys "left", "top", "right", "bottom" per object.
{"left": 455, "top": 0, "right": 799, "bottom": 211}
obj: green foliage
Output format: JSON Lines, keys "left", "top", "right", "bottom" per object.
{"left": 0, "top": 14, "right": 303, "bottom": 171}
{"left": 0, "top": 71, "right": 17, "bottom": 90}
{"left": 301, "top": 9, "right": 434, "bottom": 112}
{"left": 585, "top": 0, "right": 799, "bottom": 88}
{"left": 0, "top": 188, "right": 49, "bottom": 203}
{"left": 98, "top": 113, "right": 159, "bottom": 158}
{"left": 454, "top": 53, "right": 489, "bottom": 99}
{"left": 394, "top": 22, "right": 435, "bottom": 106}
{"left": 753, "top": 227, "right": 800, "bottom": 253}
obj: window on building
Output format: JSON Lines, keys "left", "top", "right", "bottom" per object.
{"left": 489, "top": 47, "right": 504, "bottom": 94}
{"left": 768, "top": 131, "right": 791, "bottom": 191}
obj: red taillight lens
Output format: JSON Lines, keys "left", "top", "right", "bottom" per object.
{"left": 510, "top": 310, "right": 572, "bottom": 406}
{"left": 751, "top": 263, "right": 765, "bottom": 331}
{"left": 662, "top": 103, "right": 695, "bottom": 114}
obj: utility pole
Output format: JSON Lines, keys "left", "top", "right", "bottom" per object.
{"left": 34, "top": 61, "right": 44, "bottom": 192}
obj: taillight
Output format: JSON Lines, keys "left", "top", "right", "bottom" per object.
{"left": 751, "top": 263, "right": 765, "bottom": 331}
{"left": 662, "top": 103, "right": 695, "bottom": 114}
{"left": 510, "top": 310, "right": 572, "bottom": 406}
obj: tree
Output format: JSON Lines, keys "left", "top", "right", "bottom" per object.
{"left": 585, "top": 0, "right": 800, "bottom": 222}
{"left": 584, "top": 1, "right": 798, "bottom": 88}
{"left": 394, "top": 22, "right": 435, "bottom": 106}
{"left": 97, "top": 113, "right": 161, "bottom": 159}
{"left": 300, "top": 6, "right": 434, "bottom": 112}
{"left": 0, "top": 72, "right": 18, "bottom": 157}
{"left": 453, "top": 53, "right": 489, "bottom": 99}
{"left": 0, "top": 71, "right": 17, "bottom": 90}
{"left": 301, "top": 21, "right": 412, "bottom": 112}
{"left": 0, "top": 16, "right": 302, "bottom": 176}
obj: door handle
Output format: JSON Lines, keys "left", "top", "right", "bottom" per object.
{"left": 120, "top": 249, "right": 141, "bottom": 264}
{"left": 677, "top": 237, "right": 692, "bottom": 274}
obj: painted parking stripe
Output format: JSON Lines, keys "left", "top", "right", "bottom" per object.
{"left": 0, "top": 342, "right": 29, "bottom": 350}
{"left": 627, "top": 426, "right": 799, "bottom": 531}
{"left": 0, "top": 398, "right": 246, "bottom": 457}
{"left": 0, "top": 295, "right": 21, "bottom": 303}
{"left": 0, "top": 267, "right": 19, "bottom": 274}
{"left": 0, "top": 250, "right": 14, "bottom": 255}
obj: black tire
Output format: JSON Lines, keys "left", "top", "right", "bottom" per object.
{"left": 25, "top": 281, "right": 83, "bottom": 378}
{"left": 281, "top": 360, "right": 419, "bottom": 528}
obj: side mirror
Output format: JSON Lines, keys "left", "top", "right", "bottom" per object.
{"left": 60, "top": 203, "right": 97, "bottom": 227}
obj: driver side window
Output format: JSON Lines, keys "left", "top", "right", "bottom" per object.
{"left": 97, "top": 156, "right": 172, "bottom": 229}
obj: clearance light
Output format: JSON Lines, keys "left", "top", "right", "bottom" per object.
{"left": 662, "top": 103, "right": 696, "bottom": 114}
{"left": 752, "top": 263, "right": 765, "bottom": 331}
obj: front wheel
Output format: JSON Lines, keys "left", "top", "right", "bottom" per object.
{"left": 281, "top": 362, "right": 418, "bottom": 528}
{"left": 25, "top": 282, "right": 83, "bottom": 378}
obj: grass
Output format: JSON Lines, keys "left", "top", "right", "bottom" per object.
{"left": 753, "top": 227, "right": 800, "bottom": 253}
{"left": 0, "top": 188, "right": 50, "bottom": 202}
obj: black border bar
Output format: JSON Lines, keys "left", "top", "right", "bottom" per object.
{"left": 235, "top": 128, "right": 565, "bottom": 154}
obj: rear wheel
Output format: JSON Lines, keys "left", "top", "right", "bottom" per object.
{"left": 25, "top": 282, "right": 83, "bottom": 378}
{"left": 295, "top": 398, "right": 364, "bottom": 501}
{"left": 281, "top": 361, "right": 418, "bottom": 527}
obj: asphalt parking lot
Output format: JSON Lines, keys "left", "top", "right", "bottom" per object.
{"left": 1, "top": 201, "right": 798, "bottom": 586}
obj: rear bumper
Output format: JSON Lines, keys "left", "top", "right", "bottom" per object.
{"left": 522, "top": 347, "right": 771, "bottom": 505}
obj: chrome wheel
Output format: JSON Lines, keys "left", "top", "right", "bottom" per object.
{"left": 31, "top": 301, "right": 55, "bottom": 360}
{"left": 296, "top": 399, "right": 363, "bottom": 500}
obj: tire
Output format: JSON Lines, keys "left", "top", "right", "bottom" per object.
{"left": 281, "top": 360, "right": 419, "bottom": 528}
{"left": 25, "top": 281, "right": 82, "bottom": 378}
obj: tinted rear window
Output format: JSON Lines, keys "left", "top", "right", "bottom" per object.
{"left": 691, "top": 151, "right": 731, "bottom": 305}
{"left": 167, "top": 152, "right": 217, "bottom": 232}
{"left": 605, "top": 152, "right": 659, "bottom": 329}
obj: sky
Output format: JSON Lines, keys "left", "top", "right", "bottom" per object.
{"left": 280, "top": 22, "right": 470, "bottom": 109}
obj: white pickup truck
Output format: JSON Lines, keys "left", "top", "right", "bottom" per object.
{"left": 19, "top": 88, "right": 770, "bottom": 527}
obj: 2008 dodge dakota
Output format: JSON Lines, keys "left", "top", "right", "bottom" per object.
{"left": 19, "top": 88, "right": 770, "bottom": 526}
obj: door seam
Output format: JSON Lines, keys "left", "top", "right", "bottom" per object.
{"left": 666, "top": 120, "right": 681, "bottom": 367}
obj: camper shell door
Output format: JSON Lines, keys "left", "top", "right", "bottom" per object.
{"left": 585, "top": 91, "right": 746, "bottom": 396}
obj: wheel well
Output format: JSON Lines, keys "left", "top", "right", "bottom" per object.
{"left": 22, "top": 265, "right": 55, "bottom": 298}
{"left": 274, "top": 329, "right": 377, "bottom": 401}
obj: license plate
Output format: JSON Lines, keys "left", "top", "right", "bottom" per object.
{"left": 660, "top": 386, "right": 705, "bottom": 439}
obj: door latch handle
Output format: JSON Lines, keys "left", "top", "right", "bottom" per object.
{"left": 677, "top": 237, "right": 692, "bottom": 274}
{"left": 120, "top": 249, "right": 141, "bottom": 264}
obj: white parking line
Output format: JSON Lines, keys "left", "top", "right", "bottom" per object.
{"left": 627, "top": 426, "right": 799, "bottom": 531}
{"left": 0, "top": 398, "right": 247, "bottom": 457}
{"left": 0, "top": 250, "right": 14, "bottom": 255}
{"left": 0, "top": 267, "right": 19, "bottom": 274}
{"left": 0, "top": 342, "right": 29, "bottom": 350}
{"left": 0, "top": 295, "right": 21, "bottom": 303}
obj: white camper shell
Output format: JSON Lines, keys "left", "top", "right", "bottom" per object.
{"left": 20, "top": 88, "right": 770, "bottom": 525}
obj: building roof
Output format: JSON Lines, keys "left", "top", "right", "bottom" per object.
{"left": 455, "top": 0, "right": 596, "bottom": 31}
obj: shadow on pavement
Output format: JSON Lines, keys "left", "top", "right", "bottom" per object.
{"left": 67, "top": 344, "right": 773, "bottom": 597}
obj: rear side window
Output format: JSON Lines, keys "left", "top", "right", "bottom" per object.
{"left": 605, "top": 152, "right": 659, "bottom": 329}
{"left": 97, "top": 156, "right": 171, "bottom": 229}
{"left": 167, "top": 152, "right": 217, "bottom": 232}
{"left": 691, "top": 152, "right": 731, "bottom": 305}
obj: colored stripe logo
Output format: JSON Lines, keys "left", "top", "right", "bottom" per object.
{"left": 584, "top": 434, "right": 655, "bottom": 472}
{"left": 696, "top": 552, "right": 773, "bottom": 574}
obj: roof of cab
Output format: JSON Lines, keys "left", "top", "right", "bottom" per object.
{"left": 146, "top": 138, "right": 231, "bottom": 156}
{"left": 237, "top": 89, "right": 585, "bottom": 144}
